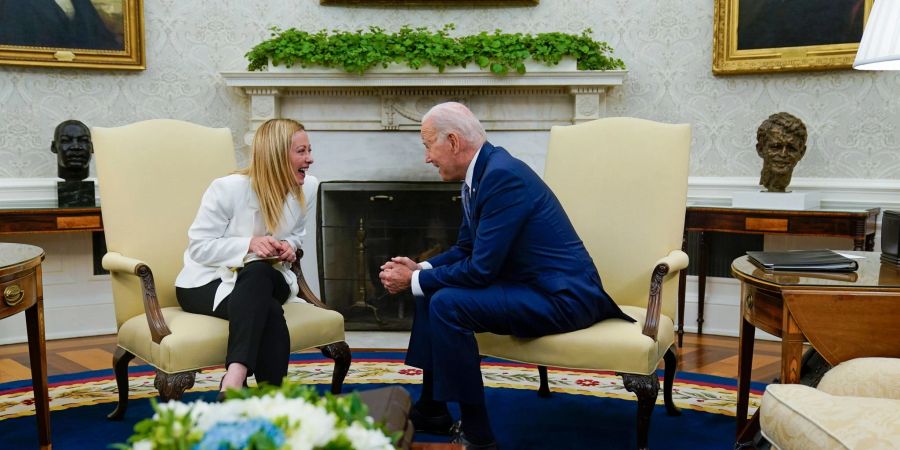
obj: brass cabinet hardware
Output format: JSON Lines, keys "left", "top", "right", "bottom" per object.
{"left": 3, "top": 285, "right": 24, "bottom": 306}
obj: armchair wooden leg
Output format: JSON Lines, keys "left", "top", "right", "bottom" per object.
{"left": 107, "top": 346, "right": 135, "bottom": 421}
{"left": 663, "top": 348, "right": 681, "bottom": 416}
{"left": 154, "top": 370, "right": 197, "bottom": 402}
{"left": 537, "top": 365, "right": 551, "bottom": 397}
{"left": 320, "top": 341, "right": 351, "bottom": 394}
{"left": 621, "top": 373, "right": 659, "bottom": 450}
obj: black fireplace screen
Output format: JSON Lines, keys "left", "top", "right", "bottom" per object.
{"left": 317, "top": 181, "right": 462, "bottom": 330}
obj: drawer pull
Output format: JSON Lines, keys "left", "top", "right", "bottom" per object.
{"left": 3, "top": 285, "right": 24, "bottom": 306}
{"left": 745, "top": 293, "right": 753, "bottom": 310}
{"left": 369, "top": 195, "right": 394, "bottom": 202}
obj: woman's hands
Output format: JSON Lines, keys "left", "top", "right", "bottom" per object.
{"left": 277, "top": 240, "right": 297, "bottom": 263}
{"left": 248, "top": 236, "right": 296, "bottom": 263}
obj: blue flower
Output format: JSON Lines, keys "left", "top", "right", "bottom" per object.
{"left": 194, "top": 418, "right": 285, "bottom": 450}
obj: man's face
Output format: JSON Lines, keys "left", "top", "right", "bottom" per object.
{"left": 760, "top": 128, "right": 804, "bottom": 175}
{"left": 422, "top": 120, "right": 466, "bottom": 181}
{"left": 54, "top": 124, "right": 92, "bottom": 169}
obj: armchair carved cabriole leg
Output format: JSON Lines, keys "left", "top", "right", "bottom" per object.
{"left": 621, "top": 373, "right": 659, "bottom": 450}
{"left": 537, "top": 365, "right": 552, "bottom": 397}
{"left": 320, "top": 341, "right": 352, "bottom": 394}
{"left": 154, "top": 370, "right": 197, "bottom": 402}
{"left": 663, "top": 348, "right": 681, "bottom": 416}
{"left": 107, "top": 346, "right": 136, "bottom": 421}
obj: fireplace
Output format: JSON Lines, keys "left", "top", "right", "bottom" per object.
{"left": 317, "top": 181, "right": 462, "bottom": 330}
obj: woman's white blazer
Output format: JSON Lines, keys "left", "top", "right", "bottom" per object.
{"left": 174, "top": 173, "right": 318, "bottom": 310}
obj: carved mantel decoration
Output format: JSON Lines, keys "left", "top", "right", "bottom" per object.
{"left": 221, "top": 69, "right": 627, "bottom": 143}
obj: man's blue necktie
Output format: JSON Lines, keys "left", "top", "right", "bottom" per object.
{"left": 462, "top": 183, "right": 472, "bottom": 223}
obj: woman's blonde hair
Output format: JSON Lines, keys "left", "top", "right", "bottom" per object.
{"left": 238, "top": 118, "right": 306, "bottom": 233}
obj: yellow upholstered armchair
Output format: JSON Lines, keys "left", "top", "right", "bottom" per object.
{"left": 761, "top": 358, "right": 900, "bottom": 449}
{"left": 475, "top": 117, "right": 691, "bottom": 450}
{"left": 93, "top": 119, "right": 350, "bottom": 420}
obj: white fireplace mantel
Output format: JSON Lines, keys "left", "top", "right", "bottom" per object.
{"left": 221, "top": 69, "right": 627, "bottom": 142}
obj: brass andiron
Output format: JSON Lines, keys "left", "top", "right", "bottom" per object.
{"left": 355, "top": 218, "right": 366, "bottom": 303}
{"left": 349, "top": 217, "right": 383, "bottom": 324}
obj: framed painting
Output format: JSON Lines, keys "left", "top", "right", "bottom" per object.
{"left": 0, "top": 0, "right": 145, "bottom": 70}
{"left": 321, "top": 0, "right": 538, "bottom": 5}
{"left": 713, "top": 0, "right": 873, "bottom": 75}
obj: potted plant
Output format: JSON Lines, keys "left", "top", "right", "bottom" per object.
{"left": 245, "top": 24, "right": 625, "bottom": 75}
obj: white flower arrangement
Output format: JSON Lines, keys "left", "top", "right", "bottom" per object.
{"left": 115, "top": 383, "right": 397, "bottom": 450}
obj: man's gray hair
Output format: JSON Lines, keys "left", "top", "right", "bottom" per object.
{"left": 422, "top": 102, "right": 487, "bottom": 149}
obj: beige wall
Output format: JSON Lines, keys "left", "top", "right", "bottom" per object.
{"left": 0, "top": 0, "right": 898, "bottom": 179}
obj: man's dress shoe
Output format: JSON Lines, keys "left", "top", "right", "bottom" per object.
{"left": 409, "top": 405, "right": 454, "bottom": 435}
{"left": 450, "top": 420, "right": 499, "bottom": 450}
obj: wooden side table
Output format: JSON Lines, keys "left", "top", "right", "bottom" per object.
{"left": 677, "top": 206, "right": 879, "bottom": 346}
{"left": 730, "top": 253, "right": 900, "bottom": 447}
{"left": 0, "top": 243, "right": 50, "bottom": 449}
{"left": 0, "top": 206, "right": 102, "bottom": 234}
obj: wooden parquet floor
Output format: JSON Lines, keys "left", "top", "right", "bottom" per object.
{"left": 0, "top": 333, "right": 782, "bottom": 384}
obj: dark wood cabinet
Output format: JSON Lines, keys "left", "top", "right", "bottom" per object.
{"left": 0, "top": 207, "right": 102, "bottom": 234}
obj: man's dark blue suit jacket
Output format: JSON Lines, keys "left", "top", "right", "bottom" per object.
{"left": 418, "top": 142, "right": 633, "bottom": 336}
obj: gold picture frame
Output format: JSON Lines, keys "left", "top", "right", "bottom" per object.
{"left": 713, "top": 0, "right": 872, "bottom": 75}
{"left": 321, "top": 0, "right": 538, "bottom": 5}
{"left": 0, "top": 0, "right": 145, "bottom": 71}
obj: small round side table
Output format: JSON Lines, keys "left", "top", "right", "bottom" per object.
{"left": 0, "top": 243, "right": 50, "bottom": 449}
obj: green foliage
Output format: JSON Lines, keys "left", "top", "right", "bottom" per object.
{"left": 123, "top": 398, "right": 204, "bottom": 450}
{"left": 246, "top": 24, "right": 625, "bottom": 74}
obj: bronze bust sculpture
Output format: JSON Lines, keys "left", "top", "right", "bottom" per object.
{"left": 52, "top": 120, "right": 94, "bottom": 182}
{"left": 756, "top": 112, "right": 808, "bottom": 193}
{"left": 51, "top": 120, "right": 95, "bottom": 207}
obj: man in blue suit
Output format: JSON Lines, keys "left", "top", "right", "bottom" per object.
{"left": 379, "top": 102, "right": 633, "bottom": 449}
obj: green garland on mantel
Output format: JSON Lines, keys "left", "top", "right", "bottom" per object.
{"left": 246, "top": 24, "right": 625, "bottom": 75}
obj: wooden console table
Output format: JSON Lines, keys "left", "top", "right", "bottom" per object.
{"left": 0, "top": 207, "right": 102, "bottom": 234}
{"left": 676, "top": 206, "right": 879, "bottom": 346}
{"left": 0, "top": 243, "right": 50, "bottom": 449}
{"left": 731, "top": 253, "right": 900, "bottom": 446}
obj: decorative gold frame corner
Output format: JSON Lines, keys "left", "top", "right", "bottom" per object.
{"left": 0, "top": 0, "right": 145, "bottom": 71}
{"left": 713, "top": 0, "right": 872, "bottom": 75}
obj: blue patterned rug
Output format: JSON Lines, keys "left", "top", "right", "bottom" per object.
{"left": 0, "top": 351, "right": 765, "bottom": 449}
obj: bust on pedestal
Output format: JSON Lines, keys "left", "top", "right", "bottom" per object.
{"left": 733, "top": 112, "right": 820, "bottom": 210}
{"left": 51, "top": 120, "right": 95, "bottom": 207}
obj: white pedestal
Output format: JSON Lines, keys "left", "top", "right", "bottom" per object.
{"left": 732, "top": 191, "right": 821, "bottom": 210}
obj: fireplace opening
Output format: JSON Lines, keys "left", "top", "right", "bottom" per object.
{"left": 317, "top": 181, "right": 463, "bottom": 330}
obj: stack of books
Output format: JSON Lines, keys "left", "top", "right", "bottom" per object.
{"left": 746, "top": 249, "right": 859, "bottom": 272}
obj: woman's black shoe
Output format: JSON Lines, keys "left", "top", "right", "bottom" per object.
{"left": 216, "top": 376, "right": 248, "bottom": 402}
{"left": 409, "top": 405, "right": 454, "bottom": 435}
{"left": 216, "top": 377, "right": 227, "bottom": 402}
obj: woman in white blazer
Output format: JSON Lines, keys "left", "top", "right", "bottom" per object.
{"left": 174, "top": 118, "right": 317, "bottom": 398}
